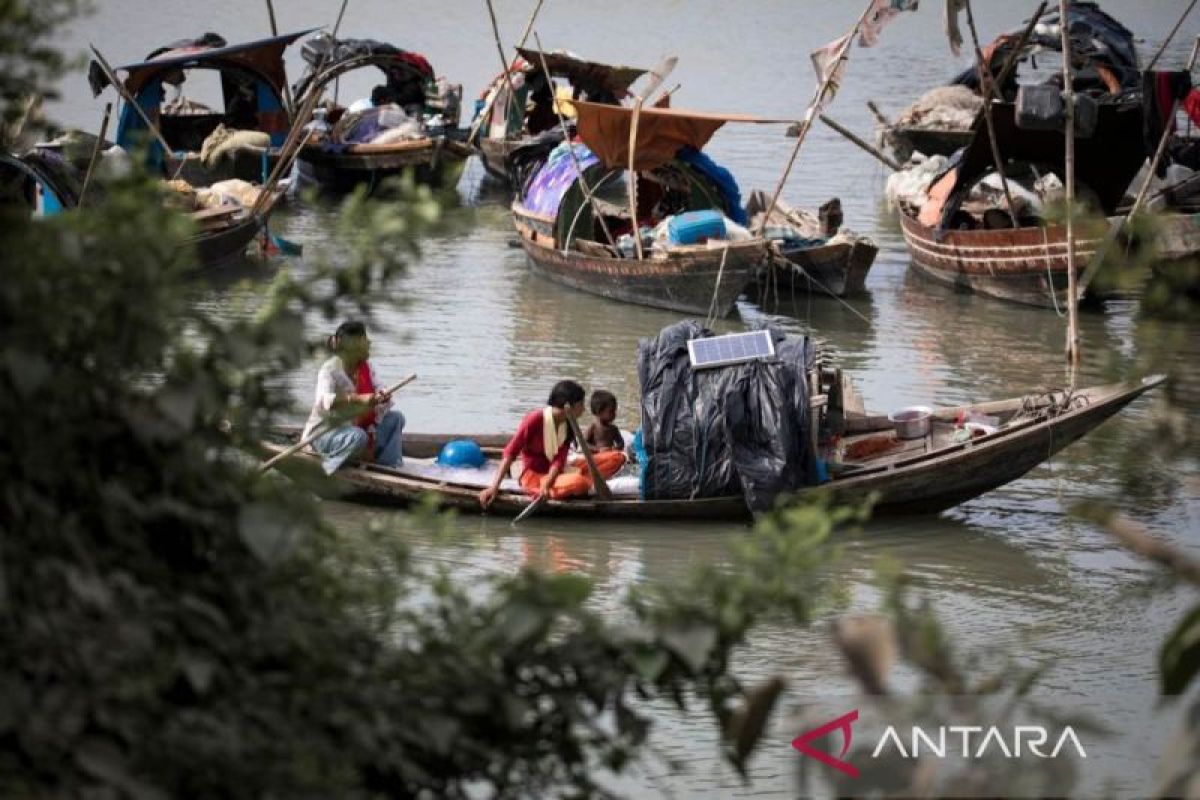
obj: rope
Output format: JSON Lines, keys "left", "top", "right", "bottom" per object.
{"left": 1041, "top": 225, "right": 1067, "bottom": 317}
{"left": 704, "top": 244, "right": 730, "bottom": 328}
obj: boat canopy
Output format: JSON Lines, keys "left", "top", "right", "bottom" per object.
{"left": 292, "top": 35, "right": 436, "bottom": 103}
{"left": 573, "top": 100, "right": 792, "bottom": 172}
{"left": 87, "top": 30, "right": 314, "bottom": 99}
{"left": 512, "top": 48, "right": 648, "bottom": 94}
{"left": 951, "top": 2, "right": 1139, "bottom": 96}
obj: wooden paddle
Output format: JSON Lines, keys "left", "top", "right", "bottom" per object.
{"left": 565, "top": 413, "right": 612, "bottom": 500}
{"left": 259, "top": 373, "right": 416, "bottom": 473}
{"left": 512, "top": 408, "right": 613, "bottom": 525}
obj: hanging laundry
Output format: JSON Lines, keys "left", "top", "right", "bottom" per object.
{"left": 858, "top": 0, "right": 920, "bottom": 48}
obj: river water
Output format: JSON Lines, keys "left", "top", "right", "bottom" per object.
{"left": 56, "top": 1, "right": 1199, "bottom": 796}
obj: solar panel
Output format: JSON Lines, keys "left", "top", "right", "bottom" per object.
{"left": 687, "top": 330, "right": 775, "bottom": 369}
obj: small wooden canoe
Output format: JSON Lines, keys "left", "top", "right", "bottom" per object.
{"left": 514, "top": 202, "right": 763, "bottom": 317}
{"left": 899, "top": 212, "right": 1104, "bottom": 308}
{"left": 262, "top": 375, "right": 1164, "bottom": 520}
{"left": 751, "top": 238, "right": 879, "bottom": 300}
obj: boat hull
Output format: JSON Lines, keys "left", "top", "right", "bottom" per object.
{"left": 191, "top": 214, "right": 263, "bottom": 267}
{"left": 899, "top": 212, "right": 1100, "bottom": 308}
{"left": 479, "top": 136, "right": 519, "bottom": 183}
{"left": 752, "top": 239, "right": 878, "bottom": 299}
{"left": 296, "top": 138, "right": 471, "bottom": 194}
{"left": 263, "top": 377, "right": 1163, "bottom": 520}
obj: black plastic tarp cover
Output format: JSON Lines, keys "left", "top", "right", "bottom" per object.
{"left": 636, "top": 320, "right": 816, "bottom": 512}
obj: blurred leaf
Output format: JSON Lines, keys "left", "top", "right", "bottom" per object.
{"left": 1161, "top": 603, "right": 1200, "bottom": 695}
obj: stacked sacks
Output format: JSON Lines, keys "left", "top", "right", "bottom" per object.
{"left": 636, "top": 320, "right": 817, "bottom": 512}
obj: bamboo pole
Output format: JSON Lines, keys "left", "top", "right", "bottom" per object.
{"left": 89, "top": 45, "right": 175, "bottom": 158}
{"left": 1079, "top": 35, "right": 1200, "bottom": 294}
{"left": 756, "top": 0, "right": 876, "bottom": 233}
{"left": 964, "top": 0, "right": 1019, "bottom": 228}
{"left": 1059, "top": 0, "right": 1080, "bottom": 373}
{"left": 264, "top": 0, "right": 295, "bottom": 114}
{"left": 531, "top": 33, "right": 616, "bottom": 247}
{"left": 467, "top": 0, "right": 547, "bottom": 148}
{"left": 623, "top": 55, "right": 676, "bottom": 260}
{"left": 484, "top": 0, "right": 521, "bottom": 144}
{"left": 627, "top": 96, "right": 645, "bottom": 259}
{"left": 993, "top": 2, "right": 1048, "bottom": 91}
{"left": 1146, "top": 0, "right": 1198, "bottom": 70}
{"left": 819, "top": 113, "right": 901, "bottom": 170}
{"left": 78, "top": 103, "right": 113, "bottom": 205}
{"left": 248, "top": 60, "right": 331, "bottom": 219}
{"left": 565, "top": 411, "right": 611, "bottom": 500}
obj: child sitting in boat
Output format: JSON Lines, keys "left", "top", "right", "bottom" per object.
{"left": 303, "top": 321, "right": 405, "bottom": 475}
{"left": 584, "top": 389, "right": 625, "bottom": 452}
{"left": 478, "top": 381, "right": 625, "bottom": 508}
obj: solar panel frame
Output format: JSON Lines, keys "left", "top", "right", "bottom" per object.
{"left": 687, "top": 330, "right": 776, "bottom": 369}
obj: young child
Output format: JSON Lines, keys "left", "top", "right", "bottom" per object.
{"left": 584, "top": 390, "right": 625, "bottom": 452}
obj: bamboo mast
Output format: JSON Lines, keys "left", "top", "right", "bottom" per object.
{"left": 964, "top": 0, "right": 1020, "bottom": 227}
{"left": 1059, "top": 0, "right": 1080, "bottom": 374}
{"left": 756, "top": 0, "right": 876, "bottom": 233}
{"left": 467, "top": 0, "right": 547, "bottom": 146}
{"left": 484, "top": 0, "right": 522, "bottom": 145}
{"left": 624, "top": 56, "right": 676, "bottom": 260}
{"left": 531, "top": 32, "right": 616, "bottom": 246}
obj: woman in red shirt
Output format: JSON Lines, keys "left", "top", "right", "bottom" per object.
{"left": 478, "top": 380, "right": 622, "bottom": 508}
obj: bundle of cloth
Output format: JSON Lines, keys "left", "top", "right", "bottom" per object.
{"left": 894, "top": 85, "right": 981, "bottom": 131}
{"left": 199, "top": 124, "right": 271, "bottom": 167}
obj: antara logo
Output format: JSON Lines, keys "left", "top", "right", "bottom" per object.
{"left": 791, "top": 710, "right": 861, "bottom": 778}
{"left": 792, "top": 710, "right": 1087, "bottom": 776}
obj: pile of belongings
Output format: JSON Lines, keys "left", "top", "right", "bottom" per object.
{"left": 160, "top": 178, "right": 263, "bottom": 212}
{"left": 636, "top": 320, "right": 818, "bottom": 511}
{"left": 746, "top": 190, "right": 875, "bottom": 255}
{"left": 329, "top": 105, "right": 425, "bottom": 146}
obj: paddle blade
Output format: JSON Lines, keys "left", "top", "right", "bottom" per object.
{"left": 635, "top": 55, "right": 678, "bottom": 101}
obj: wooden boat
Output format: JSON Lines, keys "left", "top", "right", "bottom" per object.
{"left": 510, "top": 101, "right": 798, "bottom": 316}
{"left": 87, "top": 30, "right": 311, "bottom": 186}
{"left": 897, "top": 97, "right": 1145, "bottom": 308}
{"left": 472, "top": 48, "right": 648, "bottom": 186}
{"left": 744, "top": 190, "right": 878, "bottom": 299}
{"left": 514, "top": 201, "right": 764, "bottom": 316}
{"left": 290, "top": 35, "right": 469, "bottom": 194}
{"left": 262, "top": 375, "right": 1165, "bottom": 519}
{"left": 1, "top": 149, "right": 275, "bottom": 268}
{"left": 899, "top": 213, "right": 1102, "bottom": 307}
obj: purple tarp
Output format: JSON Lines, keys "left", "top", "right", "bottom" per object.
{"left": 522, "top": 142, "right": 599, "bottom": 217}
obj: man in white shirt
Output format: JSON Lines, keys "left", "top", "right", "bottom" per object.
{"left": 303, "top": 321, "right": 404, "bottom": 475}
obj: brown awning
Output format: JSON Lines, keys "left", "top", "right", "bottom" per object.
{"left": 514, "top": 48, "right": 647, "bottom": 93}
{"left": 573, "top": 101, "right": 793, "bottom": 171}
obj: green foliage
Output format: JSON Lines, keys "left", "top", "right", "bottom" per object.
{"left": 1160, "top": 604, "right": 1200, "bottom": 696}
{"left": 0, "top": 10, "right": 858, "bottom": 796}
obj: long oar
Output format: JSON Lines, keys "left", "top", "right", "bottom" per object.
{"left": 89, "top": 44, "right": 175, "bottom": 160}
{"left": 78, "top": 102, "right": 113, "bottom": 205}
{"left": 513, "top": 409, "right": 613, "bottom": 525}
{"left": 511, "top": 492, "right": 548, "bottom": 525}
{"left": 259, "top": 373, "right": 416, "bottom": 473}
{"left": 565, "top": 413, "right": 611, "bottom": 500}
